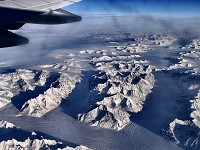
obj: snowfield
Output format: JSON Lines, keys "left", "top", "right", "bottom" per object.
{"left": 0, "top": 69, "right": 81, "bottom": 117}
{"left": 73, "top": 37, "right": 155, "bottom": 131}
{"left": 0, "top": 32, "right": 182, "bottom": 149}
{"left": 21, "top": 73, "right": 80, "bottom": 117}
{"left": 1, "top": 16, "right": 200, "bottom": 149}
{"left": 78, "top": 60, "right": 155, "bottom": 131}
{"left": 0, "top": 69, "right": 50, "bottom": 109}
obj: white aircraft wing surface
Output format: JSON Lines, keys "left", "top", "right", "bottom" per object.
{"left": 0, "top": 0, "right": 81, "bottom": 11}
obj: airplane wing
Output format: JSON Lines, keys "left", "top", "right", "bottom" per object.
{"left": 0, "top": 0, "right": 82, "bottom": 48}
{"left": 0, "top": 0, "right": 82, "bottom": 25}
{"left": 0, "top": 0, "right": 81, "bottom": 11}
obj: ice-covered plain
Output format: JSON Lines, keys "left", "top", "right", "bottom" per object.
{"left": 1, "top": 16, "right": 200, "bottom": 149}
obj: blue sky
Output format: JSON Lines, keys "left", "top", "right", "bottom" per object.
{"left": 66, "top": 0, "right": 200, "bottom": 16}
